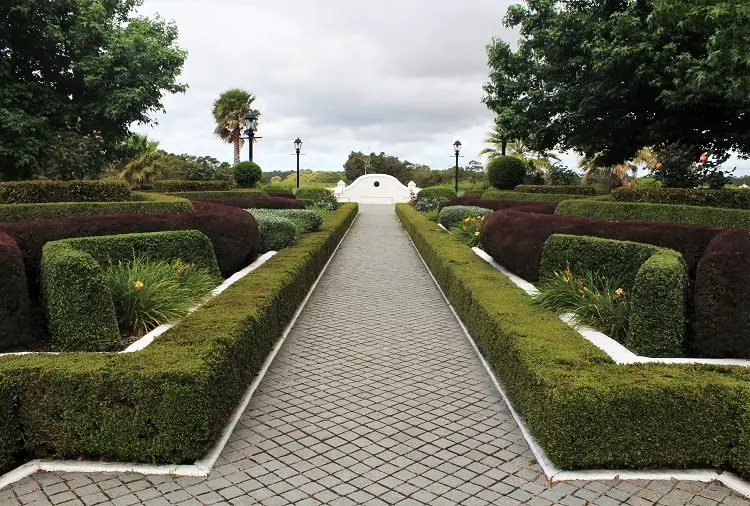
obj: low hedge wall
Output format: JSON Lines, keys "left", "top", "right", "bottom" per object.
{"left": 557, "top": 199, "right": 750, "bottom": 228}
{"left": 264, "top": 189, "right": 296, "bottom": 198}
{"left": 0, "top": 232, "right": 34, "bottom": 350}
{"left": 154, "top": 180, "right": 231, "bottom": 192}
{"left": 417, "top": 186, "right": 457, "bottom": 201}
{"left": 515, "top": 185, "right": 596, "bottom": 196}
{"left": 42, "top": 231, "right": 221, "bottom": 352}
{"left": 613, "top": 187, "right": 750, "bottom": 209}
{"left": 438, "top": 196, "right": 558, "bottom": 214}
{"left": 0, "top": 192, "right": 193, "bottom": 222}
{"left": 482, "top": 189, "right": 590, "bottom": 202}
{"left": 166, "top": 189, "right": 268, "bottom": 200}
{"left": 540, "top": 235, "right": 687, "bottom": 357}
{"left": 396, "top": 203, "right": 750, "bottom": 476}
{"left": 190, "top": 196, "right": 304, "bottom": 210}
{"left": 0, "top": 180, "right": 131, "bottom": 204}
{"left": 249, "top": 209, "right": 323, "bottom": 233}
{"left": 0, "top": 203, "right": 358, "bottom": 473}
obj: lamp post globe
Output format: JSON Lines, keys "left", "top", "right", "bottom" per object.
{"left": 244, "top": 112, "right": 259, "bottom": 161}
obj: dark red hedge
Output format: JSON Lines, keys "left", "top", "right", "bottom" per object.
{"left": 193, "top": 197, "right": 304, "bottom": 210}
{"left": 0, "top": 201, "right": 261, "bottom": 297}
{"left": 438, "top": 197, "right": 558, "bottom": 214}
{"left": 0, "top": 232, "right": 35, "bottom": 349}
{"left": 480, "top": 209, "right": 722, "bottom": 282}
{"left": 693, "top": 230, "right": 750, "bottom": 358}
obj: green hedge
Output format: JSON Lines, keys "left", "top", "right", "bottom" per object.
{"left": 154, "top": 180, "right": 231, "bottom": 192}
{"left": 417, "top": 186, "right": 457, "bottom": 201}
{"left": 249, "top": 209, "right": 323, "bottom": 233}
{"left": 396, "top": 203, "right": 750, "bottom": 476}
{"left": 42, "top": 231, "right": 221, "bottom": 352}
{"left": 246, "top": 211, "right": 298, "bottom": 252}
{"left": 515, "top": 185, "right": 596, "bottom": 196}
{"left": 437, "top": 205, "right": 492, "bottom": 230}
{"left": 556, "top": 199, "right": 750, "bottom": 228}
{"left": 0, "top": 180, "right": 131, "bottom": 204}
{"left": 0, "top": 203, "right": 358, "bottom": 473}
{"left": 482, "top": 189, "right": 590, "bottom": 202}
{"left": 612, "top": 187, "right": 750, "bottom": 209}
{"left": 295, "top": 186, "right": 339, "bottom": 210}
{"left": 0, "top": 192, "right": 192, "bottom": 222}
{"left": 167, "top": 189, "right": 268, "bottom": 201}
{"left": 540, "top": 234, "right": 687, "bottom": 357}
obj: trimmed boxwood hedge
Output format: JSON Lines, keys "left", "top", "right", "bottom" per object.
{"left": 0, "top": 180, "right": 131, "bottom": 204}
{"left": 396, "top": 203, "right": 750, "bottom": 477}
{"left": 0, "top": 203, "right": 358, "bottom": 473}
{"left": 153, "top": 180, "right": 231, "bottom": 192}
{"left": 246, "top": 211, "right": 299, "bottom": 252}
{"left": 0, "top": 232, "right": 34, "bottom": 350}
{"left": 438, "top": 196, "right": 558, "bottom": 214}
{"left": 264, "top": 188, "right": 296, "bottom": 198}
{"left": 191, "top": 196, "right": 303, "bottom": 210}
{"left": 437, "top": 206, "right": 492, "bottom": 230}
{"left": 42, "top": 230, "right": 221, "bottom": 352}
{"left": 557, "top": 199, "right": 750, "bottom": 229}
{"left": 249, "top": 209, "right": 323, "bottom": 233}
{"left": 482, "top": 189, "right": 590, "bottom": 202}
{"left": 0, "top": 192, "right": 193, "bottom": 222}
{"left": 540, "top": 234, "right": 687, "bottom": 357}
{"left": 515, "top": 185, "right": 596, "bottom": 196}
{"left": 613, "top": 187, "right": 750, "bottom": 209}
{"left": 167, "top": 189, "right": 268, "bottom": 200}
{"left": 417, "top": 186, "right": 457, "bottom": 201}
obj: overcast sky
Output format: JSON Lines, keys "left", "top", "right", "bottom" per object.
{"left": 134, "top": 0, "right": 749, "bottom": 175}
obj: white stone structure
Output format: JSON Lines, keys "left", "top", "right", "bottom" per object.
{"left": 332, "top": 174, "right": 419, "bottom": 204}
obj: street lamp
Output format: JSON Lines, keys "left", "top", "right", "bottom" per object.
{"left": 243, "top": 112, "right": 260, "bottom": 162}
{"left": 453, "top": 140, "right": 462, "bottom": 194}
{"left": 294, "top": 138, "right": 303, "bottom": 189}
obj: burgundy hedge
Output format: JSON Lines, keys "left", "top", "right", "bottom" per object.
{"left": 0, "top": 201, "right": 261, "bottom": 297}
{"left": 438, "top": 197, "right": 558, "bottom": 214}
{"left": 0, "top": 232, "right": 34, "bottom": 349}
{"left": 193, "top": 197, "right": 304, "bottom": 210}
{"left": 693, "top": 230, "right": 750, "bottom": 358}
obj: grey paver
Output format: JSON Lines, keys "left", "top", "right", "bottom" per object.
{"left": 2, "top": 205, "right": 748, "bottom": 505}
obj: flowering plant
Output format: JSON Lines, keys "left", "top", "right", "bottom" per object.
{"left": 452, "top": 215, "right": 485, "bottom": 248}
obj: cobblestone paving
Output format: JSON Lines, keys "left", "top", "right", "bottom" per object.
{"left": 3, "top": 205, "right": 748, "bottom": 505}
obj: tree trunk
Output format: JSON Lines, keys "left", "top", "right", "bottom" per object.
{"left": 233, "top": 127, "right": 241, "bottom": 166}
{"left": 501, "top": 138, "right": 507, "bottom": 156}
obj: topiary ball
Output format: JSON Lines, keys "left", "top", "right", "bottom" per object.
{"left": 234, "top": 161, "right": 262, "bottom": 188}
{"left": 487, "top": 156, "right": 527, "bottom": 190}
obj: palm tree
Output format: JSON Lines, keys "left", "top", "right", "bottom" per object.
{"left": 118, "top": 135, "right": 160, "bottom": 188}
{"left": 580, "top": 148, "right": 657, "bottom": 187}
{"left": 212, "top": 89, "right": 258, "bottom": 165}
{"left": 478, "top": 125, "right": 507, "bottom": 160}
{"left": 505, "top": 139, "right": 560, "bottom": 171}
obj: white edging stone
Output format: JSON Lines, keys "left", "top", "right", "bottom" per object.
{"left": 399, "top": 213, "right": 750, "bottom": 498}
{"left": 0, "top": 212, "right": 359, "bottom": 490}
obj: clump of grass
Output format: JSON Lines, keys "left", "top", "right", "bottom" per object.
{"left": 532, "top": 266, "right": 631, "bottom": 343}
{"left": 104, "top": 256, "right": 221, "bottom": 335}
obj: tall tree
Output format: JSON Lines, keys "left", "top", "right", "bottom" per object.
{"left": 0, "top": 0, "right": 187, "bottom": 180}
{"left": 483, "top": 0, "right": 750, "bottom": 168}
{"left": 212, "top": 89, "right": 258, "bottom": 166}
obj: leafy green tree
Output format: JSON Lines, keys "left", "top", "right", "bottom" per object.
{"left": 0, "top": 0, "right": 187, "bottom": 180}
{"left": 483, "top": 0, "right": 750, "bottom": 167}
{"left": 212, "top": 89, "right": 258, "bottom": 166}
{"left": 343, "top": 152, "right": 410, "bottom": 183}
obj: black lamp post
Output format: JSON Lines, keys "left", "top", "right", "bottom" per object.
{"left": 243, "top": 112, "right": 259, "bottom": 162}
{"left": 453, "top": 139, "right": 462, "bottom": 194}
{"left": 294, "top": 138, "right": 303, "bottom": 189}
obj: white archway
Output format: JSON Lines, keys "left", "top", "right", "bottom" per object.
{"left": 332, "top": 174, "right": 419, "bottom": 204}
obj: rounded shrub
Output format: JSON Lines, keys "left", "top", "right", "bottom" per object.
{"left": 438, "top": 205, "right": 492, "bottom": 230}
{"left": 487, "top": 156, "right": 527, "bottom": 190}
{"left": 414, "top": 186, "right": 457, "bottom": 213}
{"left": 247, "top": 211, "right": 298, "bottom": 252}
{"left": 295, "top": 186, "right": 339, "bottom": 210}
{"left": 234, "top": 161, "right": 263, "bottom": 188}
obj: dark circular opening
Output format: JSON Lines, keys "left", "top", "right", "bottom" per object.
{"left": 374, "top": 181, "right": 380, "bottom": 188}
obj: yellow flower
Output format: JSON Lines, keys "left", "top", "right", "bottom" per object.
{"left": 615, "top": 288, "right": 624, "bottom": 297}
{"left": 134, "top": 281, "right": 144, "bottom": 291}
{"left": 464, "top": 217, "right": 470, "bottom": 222}
{"left": 474, "top": 231, "right": 480, "bottom": 236}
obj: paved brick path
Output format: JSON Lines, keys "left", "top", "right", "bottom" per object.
{"left": 3, "top": 205, "right": 748, "bottom": 505}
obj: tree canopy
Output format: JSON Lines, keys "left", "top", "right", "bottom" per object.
{"left": 483, "top": 0, "right": 750, "bottom": 168}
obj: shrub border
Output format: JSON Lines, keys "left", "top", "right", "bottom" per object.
{"left": 0, "top": 203, "right": 358, "bottom": 477}
{"left": 482, "top": 189, "right": 591, "bottom": 202}
{"left": 396, "top": 203, "right": 750, "bottom": 480}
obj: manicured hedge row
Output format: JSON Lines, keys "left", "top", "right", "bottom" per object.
{"left": 154, "top": 180, "right": 230, "bottom": 192}
{"left": 515, "top": 185, "right": 596, "bottom": 196}
{"left": 482, "top": 189, "right": 590, "bottom": 202}
{"left": 557, "top": 199, "right": 750, "bottom": 228}
{"left": 438, "top": 196, "right": 558, "bottom": 214}
{"left": 417, "top": 186, "right": 457, "bottom": 201}
{"left": 0, "top": 180, "right": 131, "bottom": 204}
{"left": 0, "top": 203, "right": 358, "bottom": 474}
{"left": 249, "top": 209, "right": 323, "bottom": 233}
{"left": 42, "top": 231, "right": 221, "bottom": 352}
{"left": 613, "top": 187, "right": 750, "bottom": 209}
{"left": 437, "top": 206, "right": 492, "bottom": 229}
{"left": 0, "top": 201, "right": 260, "bottom": 297}
{"left": 693, "top": 230, "right": 750, "bottom": 358}
{"left": 190, "top": 197, "right": 304, "bottom": 210}
{"left": 0, "top": 232, "right": 34, "bottom": 350}
{"left": 246, "top": 212, "right": 299, "bottom": 252}
{"left": 295, "top": 187, "right": 338, "bottom": 209}
{"left": 264, "top": 189, "right": 296, "bottom": 198}
{"left": 396, "top": 203, "right": 750, "bottom": 476}
{"left": 0, "top": 192, "right": 193, "bottom": 222}
{"left": 540, "top": 235, "right": 687, "bottom": 357}
{"left": 166, "top": 189, "right": 268, "bottom": 200}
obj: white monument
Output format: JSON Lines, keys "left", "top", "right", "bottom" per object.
{"left": 332, "top": 174, "right": 419, "bottom": 204}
